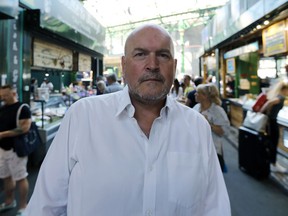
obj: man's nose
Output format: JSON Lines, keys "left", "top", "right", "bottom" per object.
{"left": 146, "top": 54, "right": 159, "bottom": 71}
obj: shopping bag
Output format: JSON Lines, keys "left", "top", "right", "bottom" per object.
{"left": 243, "top": 110, "right": 268, "bottom": 133}
{"left": 252, "top": 93, "right": 267, "bottom": 112}
{"left": 13, "top": 104, "right": 41, "bottom": 157}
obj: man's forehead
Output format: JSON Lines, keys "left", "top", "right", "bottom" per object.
{"left": 132, "top": 28, "right": 169, "bottom": 42}
{"left": 127, "top": 35, "right": 173, "bottom": 54}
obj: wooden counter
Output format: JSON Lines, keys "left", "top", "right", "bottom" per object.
{"left": 228, "top": 99, "right": 244, "bottom": 128}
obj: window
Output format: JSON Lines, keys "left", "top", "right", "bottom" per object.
{"left": 257, "top": 57, "right": 276, "bottom": 79}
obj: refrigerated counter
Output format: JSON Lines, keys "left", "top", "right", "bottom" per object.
{"left": 30, "top": 94, "right": 67, "bottom": 152}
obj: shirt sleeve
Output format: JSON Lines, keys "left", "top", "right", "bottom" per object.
{"left": 24, "top": 109, "right": 75, "bottom": 216}
{"left": 19, "top": 105, "right": 31, "bottom": 120}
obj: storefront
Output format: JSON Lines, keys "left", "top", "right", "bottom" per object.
{"left": 0, "top": 0, "right": 106, "bottom": 160}
{"left": 200, "top": 0, "right": 288, "bottom": 188}
{"left": 200, "top": 0, "right": 288, "bottom": 123}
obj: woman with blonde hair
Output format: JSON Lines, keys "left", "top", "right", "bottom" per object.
{"left": 193, "top": 83, "right": 230, "bottom": 172}
{"left": 260, "top": 80, "right": 288, "bottom": 173}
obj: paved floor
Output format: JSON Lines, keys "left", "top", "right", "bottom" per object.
{"left": 0, "top": 166, "right": 38, "bottom": 216}
{"left": 1, "top": 127, "right": 288, "bottom": 216}
{"left": 223, "top": 134, "right": 288, "bottom": 216}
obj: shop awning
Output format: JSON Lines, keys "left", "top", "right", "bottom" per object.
{"left": 0, "top": 0, "right": 18, "bottom": 19}
{"left": 21, "top": 0, "right": 105, "bottom": 54}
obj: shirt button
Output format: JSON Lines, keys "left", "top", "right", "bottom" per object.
{"left": 146, "top": 209, "right": 152, "bottom": 216}
{"left": 149, "top": 166, "right": 153, "bottom": 171}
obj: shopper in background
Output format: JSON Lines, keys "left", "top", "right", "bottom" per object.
{"left": 104, "top": 73, "right": 123, "bottom": 93}
{"left": 0, "top": 85, "right": 31, "bottom": 216}
{"left": 40, "top": 78, "right": 54, "bottom": 93}
{"left": 185, "top": 76, "right": 203, "bottom": 108}
{"left": 96, "top": 80, "right": 106, "bottom": 95}
{"left": 260, "top": 80, "right": 288, "bottom": 173}
{"left": 226, "top": 75, "right": 235, "bottom": 98}
{"left": 193, "top": 83, "right": 230, "bottom": 172}
{"left": 30, "top": 78, "right": 38, "bottom": 99}
{"left": 170, "top": 78, "right": 183, "bottom": 101}
{"left": 95, "top": 75, "right": 106, "bottom": 95}
{"left": 24, "top": 24, "right": 230, "bottom": 216}
{"left": 183, "top": 74, "right": 194, "bottom": 97}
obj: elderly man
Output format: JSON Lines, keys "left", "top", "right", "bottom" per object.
{"left": 24, "top": 24, "right": 230, "bottom": 216}
{"left": 104, "top": 73, "right": 123, "bottom": 93}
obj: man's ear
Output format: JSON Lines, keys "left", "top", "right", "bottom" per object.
{"left": 121, "top": 56, "right": 126, "bottom": 79}
{"left": 174, "top": 59, "right": 177, "bottom": 71}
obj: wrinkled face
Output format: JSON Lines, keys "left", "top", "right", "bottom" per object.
{"left": 0, "top": 88, "right": 16, "bottom": 105}
{"left": 122, "top": 26, "right": 177, "bottom": 104}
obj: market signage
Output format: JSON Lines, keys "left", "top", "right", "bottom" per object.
{"left": 8, "top": 17, "right": 22, "bottom": 96}
{"left": 33, "top": 39, "right": 73, "bottom": 70}
{"left": 226, "top": 58, "right": 236, "bottom": 75}
{"left": 262, "top": 20, "right": 288, "bottom": 56}
{"left": 78, "top": 53, "right": 91, "bottom": 72}
{"left": 223, "top": 42, "right": 259, "bottom": 59}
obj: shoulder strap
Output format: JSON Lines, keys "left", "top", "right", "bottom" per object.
{"left": 16, "top": 103, "right": 30, "bottom": 127}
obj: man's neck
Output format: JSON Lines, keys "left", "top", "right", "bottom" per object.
{"left": 132, "top": 98, "right": 165, "bottom": 138}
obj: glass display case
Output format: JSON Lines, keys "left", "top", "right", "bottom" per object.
{"left": 30, "top": 94, "right": 68, "bottom": 153}
{"left": 31, "top": 94, "right": 67, "bottom": 127}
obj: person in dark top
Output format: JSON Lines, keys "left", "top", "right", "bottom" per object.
{"left": 185, "top": 77, "right": 203, "bottom": 108}
{"left": 0, "top": 85, "right": 31, "bottom": 215}
{"left": 30, "top": 78, "right": 38, "bottom": 99}
{"left": 226, "top": 75, "right": 235, "bottom": 98}
{"left": 260, "top": 80, "right": 288, "bottom": 173}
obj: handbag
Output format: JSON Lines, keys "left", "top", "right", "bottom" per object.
{"left": 243, "top": 110, "right": 268, "bottom": 133}
{"left": 13, "top": 104, "right": 41, "bottom": 157}
{"left": 252, "top": 93, "right": 267, "bottom": 112}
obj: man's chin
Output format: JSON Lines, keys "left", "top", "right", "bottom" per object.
{"left": 137, "top": 91, "right": 168, "bottom": 104}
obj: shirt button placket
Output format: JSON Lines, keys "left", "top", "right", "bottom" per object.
{"left": 143, "top": 139, "right": 156, "bottom": 216}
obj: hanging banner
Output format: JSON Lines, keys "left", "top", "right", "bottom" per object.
{"left": 8, "top": 18, "right": 22, "bottom": 94}
{"left": 33, "top": 38, "right": 73, "bottom": 70}
{"left": 262, "top": 20, "right": 288, "bottom": 56}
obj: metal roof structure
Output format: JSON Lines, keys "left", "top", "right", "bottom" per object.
{"left": 81, "top": 0, "right": 229, "bottom": 34}
{"left": 80, "top": 0, "right": 229, "bottom": 76}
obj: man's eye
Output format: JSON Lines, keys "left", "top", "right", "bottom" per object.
{"left": 158, "top": 53, "right": 171, "bottom": 60}
{"left": 134, "top": 52, "right": 145, "bottom": 57}
{"left": 160, "top": 53, "right": 170, "bottom": 58}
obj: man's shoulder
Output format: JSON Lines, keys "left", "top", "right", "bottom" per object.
{"left": 0, "top": 102, "right": 22, "bottom": 115}
{"left": 74, "top": 92, "right": 120, "bottom": 107}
